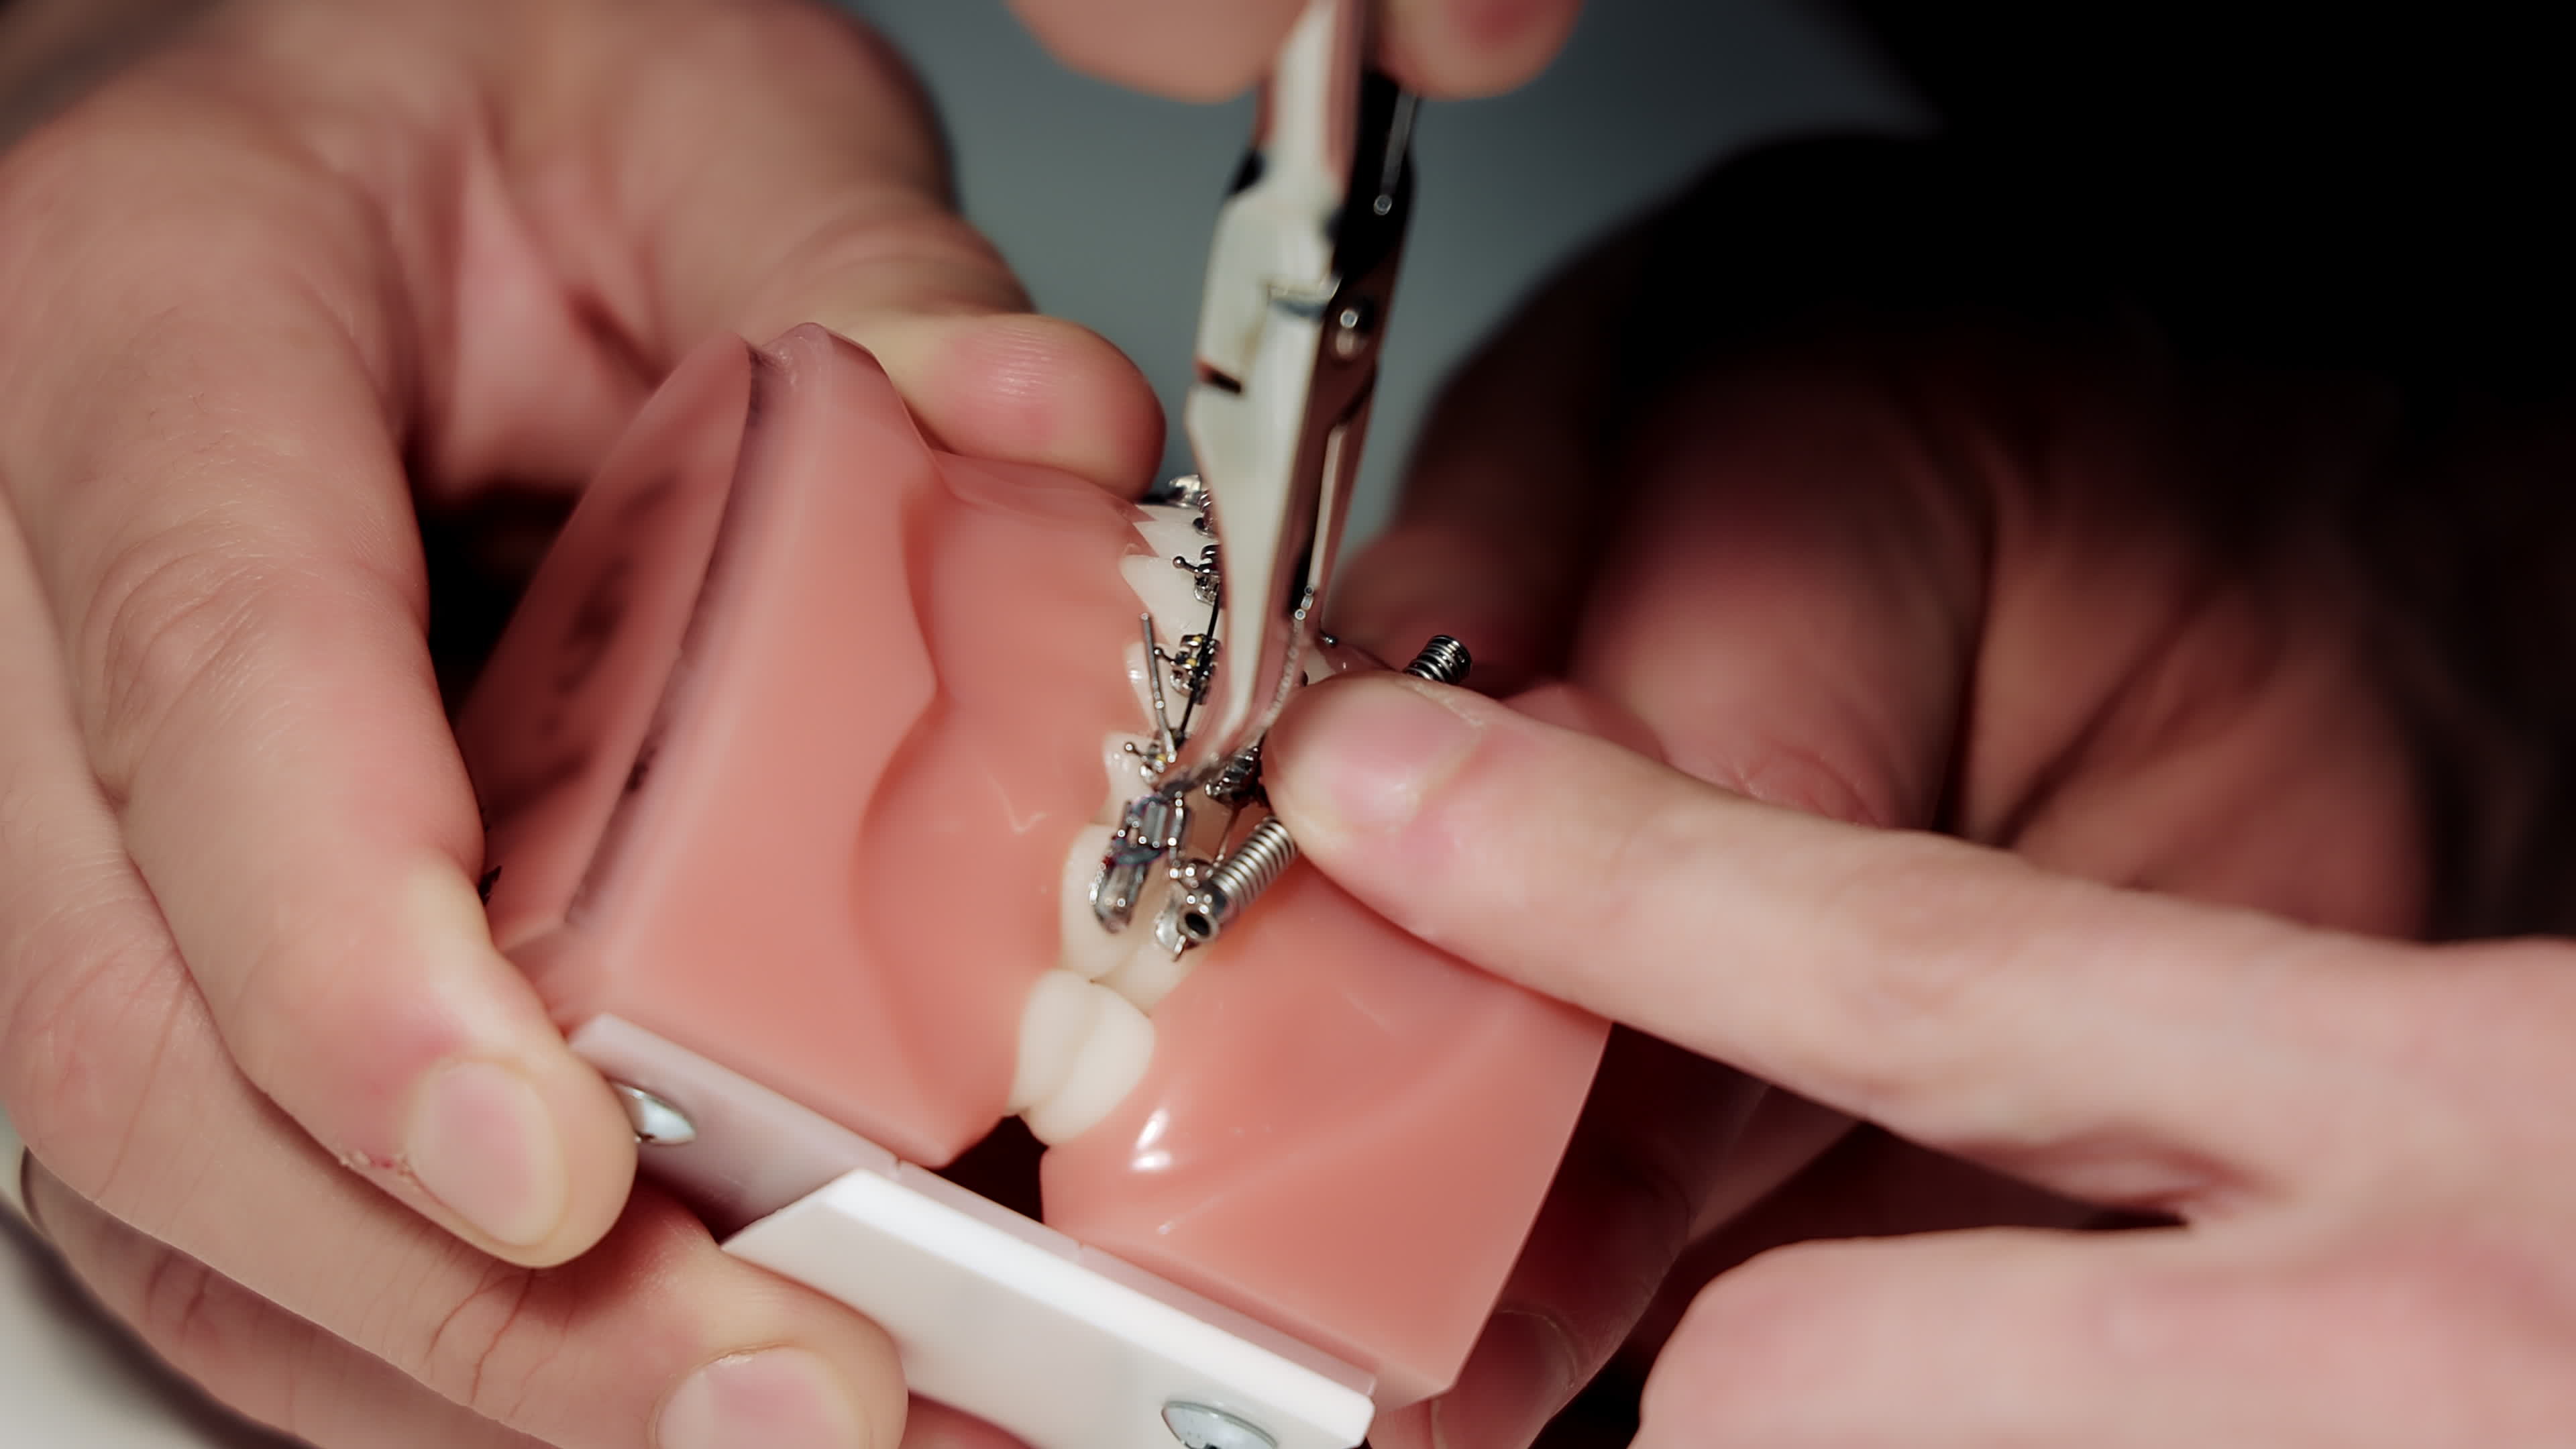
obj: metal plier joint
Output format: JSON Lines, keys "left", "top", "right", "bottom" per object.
{"left": 1165, "top": 0, "right": 1417, "bottom": 787}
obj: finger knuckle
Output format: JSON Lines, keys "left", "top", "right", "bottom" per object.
{"left": 1724, "top": 734, "right": 1909, "bottom": 830}
{"left": 0, "top": 883, "right": 193, "bottom": 1205}
{"left": 2305, "top": 941, "right": 2576, "bottom": 1187}
{"left": 83, "top": 1225, "right": 322, "bottom": 1443}
{"left": 1803, "top": 840, "right": 2043, "bottom": 1112}
{"left": 76, "top": 535, "right": 311, "bottom": 800}
{"left": 131, "top": 1236, "right": 238, "bottom": 1372}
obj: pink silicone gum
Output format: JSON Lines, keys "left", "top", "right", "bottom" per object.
{"left": 459, "top": 325, "right": 1607, "bottom": 1407}
{"left": 1042, "top": 864, "right": 1607, "bottom": 1405}
{"left": 459, "top": 325, "right": 1144, "bottom": 1165}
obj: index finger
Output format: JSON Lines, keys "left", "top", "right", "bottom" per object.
{"left": 1264, "top": 674, "right": 2433, "bottom": 1213}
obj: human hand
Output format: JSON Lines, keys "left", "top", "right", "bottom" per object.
{"left": 0, "top": 0, "right": 1155, "bottom": 1444}
{"left": 1267, "top": 666, "right": 2576, "bottom": 1443}
{"left": 1006, "top": 0, "right": 1582, "bottom": 102}
{"left": 1271, "top": 134, "right": 2576, "bottom": 1444}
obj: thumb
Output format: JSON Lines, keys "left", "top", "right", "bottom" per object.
{"left": 556, "top": 1, "right": 1164, "bottom": 491}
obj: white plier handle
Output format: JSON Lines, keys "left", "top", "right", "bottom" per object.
{"left": 1169, "top": 0, "right": 1417, "bottom": 784}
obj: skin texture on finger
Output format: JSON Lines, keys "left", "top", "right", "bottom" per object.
{"left": 28, "top": 1163, "right": 547, "bottom": 1449}
{"left": 1570, "top": 357, "right": 1986, "bottom": 828}
{"left": 1008, "top": 0, "right": 1579, "bottom": 101}
{"left": 1644, "top": 1225, "right": 2576, "bottom": 1448}
{"left": 525, "top": 0, "right": 1162, "bottom": 490}
{"left": 1619, "top": 1126, "right": 2098, "bottom": 1371}
{"left": 1648, "top": 1230, "right": 2174, "bottom": 1448}
{"left": 1375, "top": 0, "right": 1583, "bottom": 97}
{"left": 29, "top": 1163, "right": 908, "bottom": 1449}
{"left": 1264, "top": 675, "right": 2457, "bottom": 1212}
{"left": 0, "top": 110, "right": 636, "bottom": 1262}
{"left": 1, "top": 500, "right": 906, "bottom": 1447}
{"left": 1, "top": 841, "right": 909, "bottom": 1449}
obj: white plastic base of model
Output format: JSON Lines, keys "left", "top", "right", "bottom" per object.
{"left": 568, "top": 1016, "right": 1376, "bottom": 1449}
{"left": 731, "top": 1167, "right": 1375, "bottom": 1449}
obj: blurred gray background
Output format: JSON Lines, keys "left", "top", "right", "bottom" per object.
{"left": 852, "top": 0, "right": 1921, "bottom": 540}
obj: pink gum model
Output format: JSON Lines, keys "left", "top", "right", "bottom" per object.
{"left": 457, "top": 324, "right": 1607, "bottom": 1411}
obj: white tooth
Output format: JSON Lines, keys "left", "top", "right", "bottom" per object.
{"left": 1121, "top": 549, "right": 1204, "bottom": 637}
{"left": 1009, "top": 969, "right": 1095, "bottom": 1113}
{"left": 1121, "top": 637, "right": 1158, "bottom": 723}
{"left": 1097, "top": 732, "right": 1155, "bottom": 822}
{"left": 1099, "top": 928, "right": 1198, "bottom": 1014}
{"left": 1057, "top": 824, "right": 1130, "bottom": 980}
{"left": 1134, "top": 505, "right": 1210, "bottom": 567}
{"left": 1019, "top": 978, "right": 1155, "bottom": 1145}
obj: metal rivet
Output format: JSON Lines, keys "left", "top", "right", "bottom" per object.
{"left": 1330, "top": 299, "right": 1375, "bottom": 360}
{"left": 610, "top": 1083, "right": 698, "bottom": 1146}
{"left": 1162, "top": 1402, "right": 1277, "bottom": 1449}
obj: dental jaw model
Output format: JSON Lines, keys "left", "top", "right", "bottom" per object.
{"left": 456, "top": 325, "right": 1607, "bottom": 1449}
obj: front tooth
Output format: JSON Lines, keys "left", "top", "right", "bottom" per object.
{"left": 1010, "top": 969, "right": 1095, "bottom": 1114}
{"left": 1057, "top": 824, "right": 1130, "bottom": 979}
{"left": 1016, "top": 972, "right": 1155, "bottom": 1145}
{"left": 1134, "top": 505, "right": 1210, "bottom": 570}
{"left": 1122, "top": 547, "right": 1205, "bottom": 632}
{"left": 1099, "top": 930, "right": 1199, "bottom": 1014}
{"left": 1122, "top": 637, "right": 1159, "bottom": 723}
{"left": 1097, "top": 732, "right": 1156, "bottom": 822}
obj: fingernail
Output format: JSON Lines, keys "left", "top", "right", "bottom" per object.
{"left": 405, "top": 1060, "right": 568, "bottom": 1248}
{"left": 1432, "top": 1308, "right": 1578, "bottom": 1449}
{"left": 1277, "top": 678, "right": 1482, "bottom": 836}
{"left": 659, "top": 1349, "right": 869, "bottom": 1449}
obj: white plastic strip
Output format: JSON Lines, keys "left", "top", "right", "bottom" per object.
{"left": 727, "top": 1166, "right": 1373, "bottom": 1449}
{"left": 570, "top": 1018, "right": 1374, "bottom": 1449}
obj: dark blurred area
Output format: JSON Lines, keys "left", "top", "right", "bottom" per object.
{"left": 1534, "top": 17, "right": 2576, "bottom": 1434}
{"left": 1580, "top": 4, "right": 2576, "bottom": 946}
{"left": 1845, "top": 3, "right": 2575, "bottom": 386}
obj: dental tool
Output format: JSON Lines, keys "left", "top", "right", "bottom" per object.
{"left": 1093, "top": 0, "right": 1421, "bottom": 949}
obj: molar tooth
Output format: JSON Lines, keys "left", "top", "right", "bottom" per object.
{"left": 1016, "top": 973, "right": 1155, "bottom": 1145}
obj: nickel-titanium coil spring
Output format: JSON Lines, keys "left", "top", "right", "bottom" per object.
{"left": 1174, "top": 635, "right": 1470, "bottom": 945}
